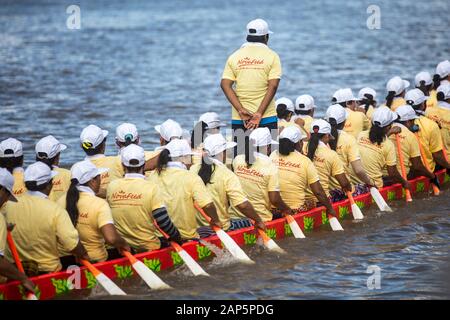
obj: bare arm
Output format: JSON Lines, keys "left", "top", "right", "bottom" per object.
{"left": 220, "top": 79, "right": 252, "bottom": 121}
{"left": 432, "top": 151, "right": 450, "bottom": 170}
{"left": 310, "top": 181, "right": 337, "bottom": 217}
{"left": 387, "top": 165, "right": 410, "bottom": 189}
{"left": 236, "top": 200, "right": 266, "bottom": 231}
{"left": 410, "top": 156, "right": 435, "bottom": 179}
{"left": 202, "top": 202, "right": 221, "bottom": 228}
{"left": 101, "top": 224, "right": 130, "bottom": 254}
{"left": 268, "top": 191, "right": 291, "bottom": 214}
{"left": 70, "top": 241, "right": 90, "bottom": 262}
{"left": 350, "top": 159, "right": 375, "bottom": 186}
{"left": 247, "top": 79, "right": 280, "bottom": 130}
{"left": 334, "top": 173, "right": 352, "bottom": 193}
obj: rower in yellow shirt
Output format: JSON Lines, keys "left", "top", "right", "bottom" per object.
{"left": 357, "top": 87, "right": 377, "bottom": 121}
{"left": 270, "top": 126, "right": 337, "bottom": 217}
{"left": 332, "top": 88, "right": 370, "bottom": 138}
{"left": 4, "top": 162, "right": 88, "bottom": 274}
{"left": 384, "top": 76, "right": 409, "bottom": 111}
{"left": 426, "top": 84, "right": 450, "bottom": 161}
{"left": 35, "top": 135, "right": 71, "bottom": 202}
{"left": 0, "top": 138, "right": 27, "bottom": 197}
{"left": 79, "top": 125, "right": 118, "bottom": 198}
{"left": 356, "top": 107, "right": 410, "bottom": 189}
{"left": 231, "top": 127, "right": 292, "bottom": 222}
{"left": 433, "top": 60, "right": 450, "bottom": 91}
{"left": 57, "top": 160, "right": 130, "bottom": 262}
{"left": 405, "top": 89, "right": 450, "bottom": 173}
{"left": 190, "top": 133, "right": 266, "bottom": 238}
{"left": 415, "top": 71, "right": 437, "bottom": 108}
{"left": 293, "top": 94, "right": 316, "bottom": 135}
{"left": 107, "top": 144, "right": 182, "bottom": 252}
{"left": 148, "top": 139, "right": 221, "bottom": 240}
{"left": 0, "top": 168, "right": 35, "bottom": 292}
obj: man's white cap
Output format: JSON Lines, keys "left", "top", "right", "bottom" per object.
{"left": 246, "top": 18, "right": 273, "bottom": 36}
{"left": 154, "top": 119, "right": 183, "bottom": 142}
{"left": 414, "top": 71, "right": 433, "bottom": 87}
{"left": 405, "top": 88, "right": 429, "bottom": 106}
{"left": 198, "top": 112, "right": 226, "bottom": 130}
{"left": 203, "top": 134, "right": 237, "bottom": 157}
{"left": 0, "top": 138, "right": 23, "bottom": 158}
{"left": 386, "top": 76, "right": 410, "bottom": 95}
{"left": 396, "top": 105, "right": 419, "bottom": 122}
{"left": 80, "top": 125, "right": 109, "bottom": 149}
{"left": 325, "top": 104, "right": 349, "bottom": 125}
{"left": 332, "top": 88, "right": 357, "bottom": 103}
{"left": 249, "top": 127, "right": 278, "bottom": 147}
{"left": 310, "top": 119, "right": 332, "bottom": 135}
{"left": 116, "top": 123, "right": 139, "bottom": 143}
{"left": 295, "top": 94, "right": 316, "bottom": 111}
{"left": 121, "top": 144, "right": 145, "bottom": 167}
{"left": 279, "top": 126, "right": 304, "bottom": 143}
{"left": 372, "top": 106, "right": 398, "bottom": 127}
{"left": 0, "top": 168, "right": 18, "bottom": 202}
{"left": 71, "top": 160, "right": 108, "bottom": 185}
{"left": 437, "top": 83, "right": 450, "bottom": 100}
{"left": 436, "top": 60, "right": 450, "bottom": 78}
{"left": 358, "top": 87, "right": 377, "bottom": 100}
{"left": 24, "top": 162, "right": 58, "bottom": 186}
{"left": 164, "top": 139, "right": 195, "bottom": 158}
{"left": 35, "top": 135, "right": 67, "bottom": 160}
{"left": 276, "top": 97, "right": 295, "bottom": 113}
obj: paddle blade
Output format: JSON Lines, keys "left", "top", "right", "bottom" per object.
{"left": 131, "top": 259, "right": 171, "bottom": 290}
{"left": 257, "top": 229, "right": 286, "bottom": 254}
{"left": 95, "top": 273, "right": 127, "bottom": 296}
{"left": 176, "top": 247, "right": 210, "bottom": 277}
{"left": 329, "top": 217, "right": 344, "bottom": 231}
{"left": 286, "top": 215, "right": 306, "bottom": 238}
{"left": 214, "top": 228, "right": 254, "bottom": 264}
{"left": 405, "top": 189, "right": 413, "bottom": 202}
{"left": 351, "top": 203, "right": 364, "bottom": 220}
{"left": 370, "top": 187, "right": 393, "bottom": 212}
{"left": 26, "top": 292, "right": 38, "bottom": 300}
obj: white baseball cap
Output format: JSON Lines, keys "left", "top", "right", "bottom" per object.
{"left": 35, "top": 135, "right": 67, "bottom": 160}
{"left": 325, "top": 104, "right": 349, "bottom": 125}
{"left": 71, "top": 160, "right": 108, "bottom": 185}
{"left": 405, "top": 88, "right": 429, "bottom": 106}
{"left": 198, "top": 112, "right": 226, "bottom": 130}
{"left": 164, "top": 139, "right": 195, "bottom": 158}
{"left": 24, "top": 162, "right": 58, "bottom": 186}
{"left": 396, "top": 105, "right": 419, "bottom": 122}
{"left": 358, "top": 87, "right": 377, "bottom": 100}
{"left": 0, "top": 168, "right": 17, "bottom": 202}
{"left": 332, "top": 88, "right": 357, "bottom": 103}
{"left": 0, "top": 138, "right": 23, "bottom": 158}
{"left": 437, "top": 84, "right": 450, "bottom": 100}
{"left": 203, "top": 134, "right": 237, "bottom": 157}
{"left": 116, "top": 123, "right": 139, "bottom": 143}
{"left": 372, "top": 106, "right": 398, "bottom": 127}
{"left": 249, "top": 127, "right": 278, "bottom": 147}
{"left": 276, "top": 97, "right": 295, "bottom": 113}
{"left": 155, "top": 119, "right": 183, "bottom": 142}
{"left": 246, "top": 18, "right": 273, "bottom": 36}
{"left": 310, "top": 119, "right": 332, "bottom": 135}
{"left": 414, "top": 71, "right": 433, "bottom": 87}
{"left": 80, "top": 125, "right": 109, "bottom": 149}
{"left": 295, "top": 94, "right": 316, "bottom": 111}
{"left": 436, "top": 60, "right": 450, "bottom": 78}
{"left": 386, "top": 76, "right": 410, "bottom": 95}
{"left": 120, "top": 144, "right": 145, "bottom": 167}
{"left": 279, "top": 126, "right": 304, "bottom": 143}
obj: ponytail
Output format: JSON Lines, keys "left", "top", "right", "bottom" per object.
{"left": 198, "top": 158, "right": 215, "bottom": 185}
{"left": 66, "top": 179, "right": 80, "bottom": 227}
{"left": 436, "top": 91, "right": 446, "bottom": 102}
{"left": 36, "top": 156, "right": 56, "bottom": 169}
{"left": 191, "top": 121, "right": 207, "bottom": 149}
{"left": 307, "top": 132, "right": 323, "bottom": 161}
{"left": 328, "top": 118, "right": 341, "bottom": 151}
{"left": 360, "top": 93, "right": 375, "bottom": 112}
{"left": 369, "top": 123, "right": 386, "bottom": 145}
{"left": 433, "top": 74, "right": 441, "bottom": 90}
{"left": 156, "top": 149, "right": 171, "bottom": 174}
{"left": 276, "top": 104, "right": 291, "bottom": 120}
{"left": 278, "top": 138, "right": 295, "bottom": 156}
{"left": 385, "top": 91, "right": 395, "bottom": 108}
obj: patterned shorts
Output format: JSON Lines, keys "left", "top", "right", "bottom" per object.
{"left": 329, "top": 184, "right": 370, "bottom": 203}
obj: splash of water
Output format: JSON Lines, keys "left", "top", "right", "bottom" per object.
{"left": 198, "top": 239, "right": 243, "bottom": 268}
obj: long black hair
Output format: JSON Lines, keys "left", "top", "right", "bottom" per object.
{"left": 307, "top": 132, "right": 326, "bottom": 161}
{"left": 156, "top": 149, "right": 172, "bottom": 174}
{"left": 0, "top": 155, "right": 23, "bottom": 173}
{"left": 417, "top": 80, "right": 432, "bottom": 96}
{"left": 198, "top": 157, "right": 216, "bottom": 185}
{"left": 359, "top": 93, "right": 376, "bottom": 113}
{"left": 276, "top": 104, "right": 292, "bottom": 120}
{"left": 191, "top": 121, "right": 207, "bottom": 149}
{"left": 279, "top": 138, "right": 295, "bottom": 156}
{"left": 328, "top": 118, "right": 345, "bottom": 151}
{"left": 294, "top": 105, "right": 311, "bottom": 116}
{"left": 369, "top": 123, "right": 387, "bottom": 145}
{"left": 246, "top": 34, "right": 268, "bottom": 43}
{"left": 36, "top": 155, "right": 58, "bottom": 170}
{"left": 385, "top": 91, "right": 396, "bottom": 108}
{"left": 433, "top": 74, "right": 443, "bottom": 90}
{"left": 66, "top": 179, "right": 80, "bottom": 226}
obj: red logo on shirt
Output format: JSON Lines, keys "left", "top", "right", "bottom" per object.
{"left": 237, "top": 57, "right": 264, "bottom": 67}
{"left": 235, "top": 165, "right": 264, "bottom": 178}
{"left": 111, "top": 190, "right": 142, "bottom": 201}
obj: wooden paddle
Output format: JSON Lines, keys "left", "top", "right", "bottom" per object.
{"left": 6, "top": 231, "right": 38, "bottom": 300}
{"left": 194, "top": 203, "right": 254, "bottom": 264}
{"left": 122, "top": 251, "right": 171, "bottom": 290}
{"left": 414, "top": 132, "right": 440, "bottom": 196}
{"left": 80, "top": 259, "right": 127, "bottom": 295}
{"left": 395, "top": 134, "right": 413, "bottom": 202}
{"left": 346, "top": 191, "right": 364, "bottom": 220}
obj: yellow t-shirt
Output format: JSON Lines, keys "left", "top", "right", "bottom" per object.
{"left": 222, "top": 43, "right": 282, "bottom": 120}
{"left": 427, "top": 90, "right": 438, "bottom": 108}
{"left": 426, "top": 104, "right": 450, "bottom": 159}
{"left": 4, "top": 192, "right": 79, "bottom": 272}
{"left": 111, "top": 150, "right": 163, "bottom": 180}
{"left": 343, "top": 108, "right": 370, "bottom": 138}
{"left": 366, "top": 105, "right": 375, "bottom": 121}
{"left": 357, "top": 131, "right": 397, "bottom": 188}
{"left": 331, "top": 131, "right": 361, "bottom": 187}
{"left": 270, "top": 150, "right": 320, "bottom": 210}
{"left": 292, "top": 115, "right": 314, "bottom": 138}
{"left": 58, "top": 190, "right": 113, "bottom": 262}
{"left": 86, "top": 155, "right": 119, "bottom": 195}
{"left": 190, "top": 162, "right": 247, "bottom": 230}
{"left": 0, "top": 213, "right": 6, "bottom": 257}
{"left": 387, "top": 124, "right": 421, "bottom": 176}
{"left": 390, "top": 97, "right": 407, "bottom": 111}
{"left": 415, "top": 116, "right": 443, "bottom": 171}
{"left": 49, "top": 167, "right": 71, "bottom": 202}
{"left": 12, "top": 168, "right": 26, "bottom": 197}
{"left": 107, "top": 175, "right": 164, "bottom": 251}
{"left": 147, "top": 165, "right": 213, "bottom": 240}
{"left": 278, "top": 119, "right": 300, "bottom": 130}
{"left": 231, "top": 153, "right": 280, "bottom": 222}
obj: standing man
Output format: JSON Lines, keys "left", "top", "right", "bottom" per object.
{"left": 221, "top": 18, "right": 282, "bottom": 158}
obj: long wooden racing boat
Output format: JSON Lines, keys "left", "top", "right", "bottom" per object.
{"left": 0, "top": 170, "right": 448, "bottom": 300}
